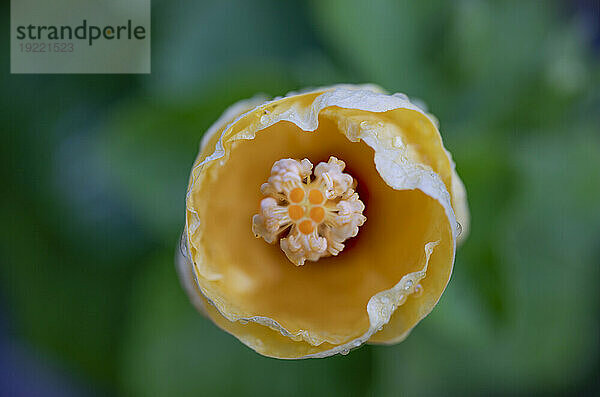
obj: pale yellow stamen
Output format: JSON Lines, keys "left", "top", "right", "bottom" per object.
{"left": 252, "top": 156, "right": 367, "bottom": 266}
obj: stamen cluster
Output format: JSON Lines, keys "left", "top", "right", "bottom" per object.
{"left": 253, "top": 157, "right": 366, "bottom": 266}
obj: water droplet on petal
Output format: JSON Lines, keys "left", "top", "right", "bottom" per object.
{"left": 392, "top": 136, "right": 403, "bottom": 148}
{"left": 414, "top": 283, "right": 423, "bottom": 297}
{"left": 397, "top": 294, "right": 407, "bottom": 305}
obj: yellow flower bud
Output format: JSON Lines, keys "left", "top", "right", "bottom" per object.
{"left": 177, "top": 84, "right": 469, "bottom": 358}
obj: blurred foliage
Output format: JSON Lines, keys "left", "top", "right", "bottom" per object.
{"left": 1, "top": 0, "right": 599, "bottom": 396}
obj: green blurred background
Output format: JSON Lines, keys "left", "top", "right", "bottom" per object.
{"left": 2, "top": 0, "right": 600, "bottom": 395}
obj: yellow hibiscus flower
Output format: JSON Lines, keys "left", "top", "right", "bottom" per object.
{"left": 177, "top": 84, "right": 469, "bottom": 359}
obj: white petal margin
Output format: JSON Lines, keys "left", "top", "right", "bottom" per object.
{"left": 302, "top": 241, "right": 440, "bottom": 358}
{"left": 199, "top": 95, "right": 269, "bottom": 151}
{"left": 446, "top": 149, "right": 470, "bottom": 245}
{"left": 180, "top": 85, "right": 460, "bottom": 358}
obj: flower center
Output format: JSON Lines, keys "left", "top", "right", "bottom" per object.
{"left": 252, "top": 156, "right": 366, "bottom": 266}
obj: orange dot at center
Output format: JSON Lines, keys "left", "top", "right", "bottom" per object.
{"left": 308, "top": 189, "right": 324, "bottom": 204}
{"left": 309, "top": 206, "right": 325, "bottom": 223}
{"left": 298, "top": 219, "right": 314, "bottom": 234}
{"left": 288, "top": 205, "right": 304, "bottom": 221}
{"left": 289, "top": 188, "right": 305, "bottom": 203}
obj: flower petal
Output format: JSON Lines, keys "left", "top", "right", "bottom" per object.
{"left": 179, "top": 85, "right": 466, "bottom": 358}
